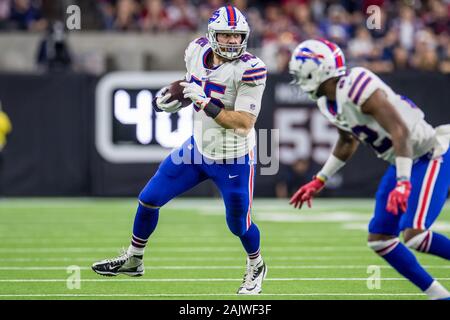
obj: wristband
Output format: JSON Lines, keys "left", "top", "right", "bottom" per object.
{"left": 203, "top": 102, "right": 222, "bottom": 119}
{"left": 315, "top": 175, "right": 327, "bottom": 183}
{"left": 395, "top": 156, "right": 412, "bottom": 181}
{"left": 317, "top": 154, "right": 346, "bottom": 182}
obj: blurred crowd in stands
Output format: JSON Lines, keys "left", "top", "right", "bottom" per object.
{"left": 0, "top": 0, "right": 449, "bottom": 73}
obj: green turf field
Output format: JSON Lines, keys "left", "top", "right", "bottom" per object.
{"left": 0, "top": 198, "right": 448, "bottom": 300}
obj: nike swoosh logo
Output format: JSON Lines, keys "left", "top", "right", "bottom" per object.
{"left": 229, "top": 174, "right": 239, "bottom": 179}
{"left": 251, "top": 63, "right": 259, "bottom": 67}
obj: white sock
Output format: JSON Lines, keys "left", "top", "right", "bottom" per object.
{"left": 248, "top": 254, "right": 262, "bottom": 267}
{"left": 127, "top": 244, "right": 145, "bottom": 257}
{"left": 424, "top": 280, "right": 450, "bottom": 300}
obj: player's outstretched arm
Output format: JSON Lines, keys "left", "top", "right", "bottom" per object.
{"left": 290, "top": 129, "right": 359, "bottom": 210}
{"left": 361, "top": 89, "right": 413, "bottom": 215}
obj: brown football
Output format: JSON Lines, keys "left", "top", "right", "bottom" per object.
{"left": 166, "top": 80, "right": 192, "bottom": 108}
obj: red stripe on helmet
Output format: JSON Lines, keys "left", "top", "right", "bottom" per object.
{"left": 335, "top": 54, "right": 344, "bottom": 68}
{"left": 318, "top": 38, "right": 337, "bottom": 51}
{"left": 317, "top": 38, "right": 344, "bottom": 69}
{"left": 227, "top": 6, "right": 236, "bottom": 26}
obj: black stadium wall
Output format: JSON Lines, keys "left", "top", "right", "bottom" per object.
{"left": 0, "top": 71, "right": 449, "bottom": 198}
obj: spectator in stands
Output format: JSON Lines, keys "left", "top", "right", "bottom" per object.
{"left": 276, "top": 44, "right": 293, "bottom": 73}
{"left": 347, "top": 26, "right": 376, "bottom": 64}
{"left": 140, "top": 0, "right": 170, "bottom": 32}
{"left": 422, "top": 0, "right": 449, "bottom": 36}
{"left": 319, "top": 4, "right": 351, "bottom": 48}
{"left": 166, "top": 0, "right": 197, "bottom": 32}
{"left": 98, "top": 0, "right": 116, "bottom": 30}
{"left": 392, "top": 5, "right": 422, "bottom": 52}
{"left": 9, "top": 0, "right": 47, "bottom": 31}
{"left": 262, "top": 3, "right": 281, "bottom": 43}
{"left": 36, "top": 20, "right": 73, "bottom": 72}
{"left": 242, "top": 2, "right": 264, "bottom": 48}
{"left": 309, "top": 0, "right": 326, "bottom": 23}
{"left": 1, "top": 0, "right": 450, "bottom": 74}
{"left": 392, "top": 45, "right": 411, "bottom": 70}
{"left": 292, "top": 3, "right": 312, "bottom": 27}
{"left": 263, "top": 3, "right": 298, "bottom": 43}
{"left": 261, "top": 3, "right": 299, "bottom": 72}
{"left": 0, "top": 0, "right": 10, "bottom": 30}
{"left": 281, "top": 0, "right": 308, "bottom": 19}
{"left": 411, "top": 29, "right": 439, "bottom": 71}
{"left": 371, "top": 29, "right": 398, "bottom": 72}
{"left": 292, "top": 2, "right": 320, "bottom": 41}
{"left": 301, "top": 20, "right": 322, "bottom": 40}
{"left": 232, "top": 0, "right": 247, "bottom": 12}
{"left": 113, "top": 0, "right": 139, "bottom": 31}
{"left": 439, "top": 40, "right": 450, "bottom": 73}
{"left": 0, "top": 101, "right": 12, "bottom": 195}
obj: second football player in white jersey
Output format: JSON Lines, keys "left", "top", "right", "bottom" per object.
{"left": 289, "top": 39, "right": 450, "bottom": 299}
{"left": 92, "top": 5, "right": 268, "bottom": 295}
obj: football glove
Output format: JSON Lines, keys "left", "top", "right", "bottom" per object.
{"left": 155, "top": 87, "right": 182, "bottom": 113}
{"left": 386, "top": 180, "right": 412, "bottom": 215}
{"left": 289, "top": 177, "right": 325, "bottom": 209}
{"left": 180, "top": 82, "right": 211, "bottom": 110}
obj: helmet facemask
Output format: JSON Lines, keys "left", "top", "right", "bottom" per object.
{"left": 289, "top": 58, "right": 324, "bottom": 100}
{"left": 208, "top": 29, "right": 248, "bottom": 60}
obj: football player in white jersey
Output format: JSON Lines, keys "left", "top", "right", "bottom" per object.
{"left": 92, "top": 6, "right": 267, "bottom": 295}
{"left": 289, "top": 39, "right": 450, "bottom": 299}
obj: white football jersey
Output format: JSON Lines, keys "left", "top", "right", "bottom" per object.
{"left": 317, "top": 67, "right": 436, "bottom": 164}
{"left": 184, "top": 37, "right": 266, "bottom": 160}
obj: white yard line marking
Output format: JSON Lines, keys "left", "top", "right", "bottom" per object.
{"left": 0, "top": 256, "right": 377, "bottom": 262}
{"left": 0, "top": 293, "right": 425, "bottom": 297}
{"left": 0, "top": 236, "right": 366, "bottom": 242}
{"left": 0, "top": 246, "right": 370, "bottom": 253}
{"left": 0, "top": 265, "right": 448, "bottom": 270}
{"left": 0, "top": 278, "right": 449, "bottom": 282}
